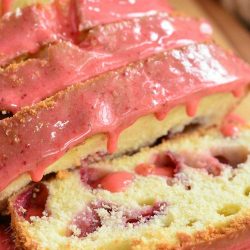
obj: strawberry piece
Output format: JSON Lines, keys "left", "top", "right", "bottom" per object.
{"left": 14, "top": 183, "right": 49, "bottom": 222}
{"left": 80, "top": 167, "right": 107, "bottom": 188}
{"left": 124, "top": 202, "right": 168, "bottom": 225}
{"left": 68, "top": 201, "right": 114, "bottom": 238}
{"left": 135, "top": 151, "right": 180, "bottom": 178}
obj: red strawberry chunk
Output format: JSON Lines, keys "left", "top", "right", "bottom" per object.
{"left": 135, "top": 151, "right": 181, "bottom": 178}
{"left": 80, "top": 168, "right": 134, "bottom": 192}
{"left": 124, "top": 202, "right": 168, "bottom": 225}
{"left": 14, "top": 183, "right": 49, "bottom": 222}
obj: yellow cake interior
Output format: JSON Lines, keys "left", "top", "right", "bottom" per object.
{"left": 10, "top": 125, "right": 250, "bottom": 250}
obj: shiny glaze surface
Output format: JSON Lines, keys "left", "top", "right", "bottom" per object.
{"left": 0, "top": 4, "right": 70, "bottom": 67}
{"left": 0, "top": 43, "right": 250, "bottom": 191}
{"left": 0, "top": 14, "right": 212, "bottom": 112}
{"left": 0, "top": 0, "right": 171, "bottom": 67}
{"left": 1, "top": 0, "right": 12, "bottom": 15}
{"left": 76, "top": 0, "right": 171, "bottom": 30}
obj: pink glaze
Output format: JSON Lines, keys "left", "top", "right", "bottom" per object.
{"left": 220, "top": 113, "right": 246, "bottom": 137}
{"left": 0, "top": 43, "right": 250, "bottom": 191}
{"left": 0, "top": 14, "right": 212, "bottom": 112}
{"left": 76, "top": 0, "right": 172, "bottom": 30}
{"left": 0, "top": 0, "right": 172, "bottom": 66}
{"left": 0, "top": 2, "right": 75, "bottom": 67}
{"left": 98, "top": 172, "right": 134, "bottom": 192}
{"left": 1, "top": 0, "right": 12, "bottom": 16}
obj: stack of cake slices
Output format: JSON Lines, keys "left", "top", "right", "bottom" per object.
{"left": 0, "top": 0, "right": 250, "bottom": 249}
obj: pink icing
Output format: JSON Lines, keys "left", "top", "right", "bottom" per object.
{"left": 0, "top": 3, "right": 74, "bottom": 67}
{"left": 97, "top": 172, "right": 134, "bottom": 192}
{"left": 76, "top": 0, "right": 172, "bottom": 30}
{"left": 220, "top": 113, "right": 246, "bottom": 137}
{"left": 0, "top": 14, "right": 212, "bottom": 112}
{"left": 135, "top": 151, "right": 181, "bottom": 178}
{"left": 0, "top": 0, "right": 172, "bottom": 67}
{"left": 0, "top": 43, "right": 250, "bottom": 191}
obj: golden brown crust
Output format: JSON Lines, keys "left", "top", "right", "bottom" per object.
{"left": 128, "top": 213, "right": 250, "bottom": 250}
{"left": 178, "top": 214, "right": 250, "bottom": 250}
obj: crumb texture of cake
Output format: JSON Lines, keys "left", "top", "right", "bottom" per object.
{"left": 9, "top": 126, "right": 250, "bottom": 249}
{"left": 0, "top": 91, "right": 239, "bottom": 211}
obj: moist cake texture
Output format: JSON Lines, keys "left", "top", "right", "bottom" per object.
{"left": 9, "top": 126, "right": 250, "bottom": 250}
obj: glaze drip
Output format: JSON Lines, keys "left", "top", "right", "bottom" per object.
{"left": 0, "top": 43, "right": 250, "bottom": 191}
{"left": 221, "top": 113, "right": 246, "bottom": 137}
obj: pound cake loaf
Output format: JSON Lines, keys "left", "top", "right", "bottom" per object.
{"left": 1, "top": 0, "right": 250, "bottom": 211}
{"left": 1, "top": 42, "right": 250, "bottom": 210}
{"left": 9, "top": 125, "right": 250, "bottom": 250}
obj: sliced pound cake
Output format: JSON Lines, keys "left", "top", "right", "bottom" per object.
{"left": 1, "top": 0, "right": 250, "bottom": 212}
{"left": 2, "top": 41, "right": 250, "bottom": 211}
{"left": 9, "top": 125, "right": 250, "bottom": 250}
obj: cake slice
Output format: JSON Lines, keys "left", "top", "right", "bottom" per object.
{"left": 0, "top": 3, "right": 73, "bottom": 67}
{"left": 1, "top": 42, "right": 250, "bottom": 210}
{"left": 0, "top": 13, "right": 212, "bottom": 112}
{"left": 0, "top": 0, "right": 171, "bottom": 67}
{"left": 9, "top": 125, "right": 250, "bottom": 249}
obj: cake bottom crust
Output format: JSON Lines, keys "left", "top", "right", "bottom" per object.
{"left": 180, "top": 215, "right": 250, "bottom": 250}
